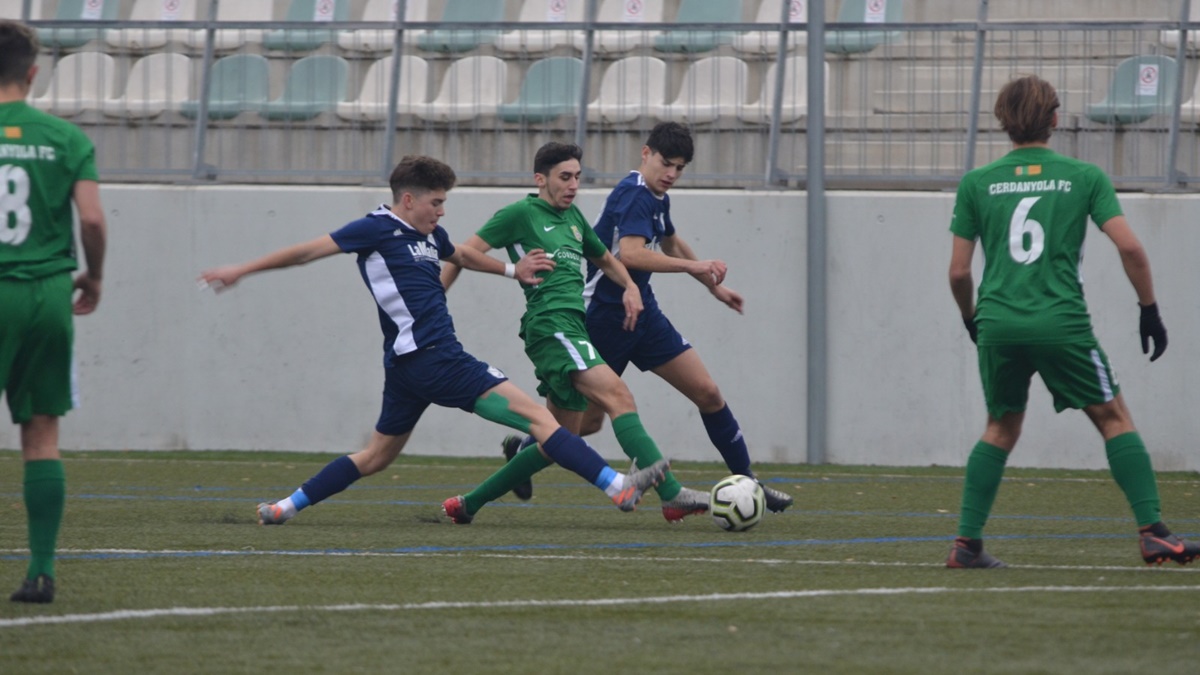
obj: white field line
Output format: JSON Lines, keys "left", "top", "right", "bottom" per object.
{"left": 3, "top": 585, "right": 1200, "bottom": 629}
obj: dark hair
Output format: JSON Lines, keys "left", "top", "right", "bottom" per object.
{"left": 533, "top": 142, "right": 582, "bottom": 176}
{"left": 994, "top": 76, "right": 1060, "bottom": 145}
{"left": 389, "top": 155, "right": 456, "bottom": 201}
{"left": 645, "top": 122, "right": 694, "bottom": 164}
{"left": 0, "top": 20, "right": 39, "bottom": 86}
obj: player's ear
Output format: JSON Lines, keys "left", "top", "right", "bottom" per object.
{"left": 26, "top": 64, "right": 38, "bottom": 88}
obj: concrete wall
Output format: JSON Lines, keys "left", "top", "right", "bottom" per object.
{"left": 2, "top": 185, "right": 1197, "bottom": 472}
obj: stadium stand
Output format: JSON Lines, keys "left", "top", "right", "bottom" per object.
{"left": 733, "top": 0, "right": 808, "bottom": 54}
{"left": 494, "top": 0, "right": 586, "bottom": 55}
{"left": 38, "top": 0, "right": 121, "bottom": 51}
{"left": 259, "top": 54, "right": 350, "bottom": 121}
{"left": 1159, "top": 2, "right": 1200, "bottom": 52}
{"left": 497, "top": 55, "right": 584, "bottom": 123}
{"left": 262, "top": 0, "right": 350, "bottom": 53}
{"left": 738, "top": 55, "right": 828, "bottom": 124}
{"left": 407, "top": 54, "right": 508, "bottom": 123}
{"left": 571, "top": 0, "right": 666, "bottom": 55}
{"left": 31, "top": 50, "right": 117, "bottom": 116}
{"left": 826, "top": 0, "right": 904, "bottom": 55}
{"left": 653, "top": 0, "right": 742, "bottom": 54}
{"left": 336, "top": 0, "right": 428, "bottom": 54}
{"left": 1085, "top": 55, "right": 1178, "bottom": 125}
{"left": 335, "top": 54, "right": 430, "bottom": 122}
{"left": 587, "top": 55, "right": 668, "bottom": 124}
{"left": 104, "top": 0, "right": 198, "bottom": 52}
{"left": 182, "top": 0, "right": 272, "bottom": 53}
{"left": 651, "top": 55, "right": 750, "bottom": 125}
{"left": 179, "top": 53, "right": 270, "bottom": 120}
{"left": 1, "top": 0, "right": 41, "bottom": 21}
{"left": 414, "top": 0, "right": 505, "bottom": 54}
{"left": 101, "top": 51, "right": 193, "bottom": 119}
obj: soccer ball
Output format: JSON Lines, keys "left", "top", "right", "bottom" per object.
{"left": 709, "top": 475, "right": 765, "bottom": 532}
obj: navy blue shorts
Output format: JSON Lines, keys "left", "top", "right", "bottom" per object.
{"left": 376, "top": 340, "right": 507, "bottom": 436}
{"left": 585, "top": 303, "right": 691, "bottom": 376}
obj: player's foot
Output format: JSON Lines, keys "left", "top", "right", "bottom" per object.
{"left": 612, "top": 459, "right": 670, "bottom": 512}
{"left": 946, "top": 537, "right": 1007, "bottom": 569}
{"left": 662, "top": 486, "right": 711, "bottom": 522}
{"left": 10, "top": 574, "right": 55, "bottom": 604}
{"left": 257, "top": 501, "right": 290, "bottom": 526}
{"left": 759, "top": 481, "right": 794, "bottom": 513}
{"left": 501, "top": 434, "right": 533, "bottom": 501}
{"left": 442, "top": 495, "right": 474, "bottom": 524}
{"left": 1140, "top": 530, "right": 1200, "bottom": 566}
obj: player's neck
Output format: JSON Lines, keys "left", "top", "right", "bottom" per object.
{"left": 0, "top": 84, "right": 29, "bottom": 104}
{"left": 1012, "top": 141, "right": 1050, "bottom": 151}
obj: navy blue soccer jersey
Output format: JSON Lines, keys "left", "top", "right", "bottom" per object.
{"left": 330, "top": 205, "right": 457, "bottom": 359}
{"left": 584, "top": 171, "right": 675, "bottom": 311}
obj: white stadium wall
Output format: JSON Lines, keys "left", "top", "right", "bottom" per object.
{"left": 1, "top": 186, "right": 1197, "bottom": 472}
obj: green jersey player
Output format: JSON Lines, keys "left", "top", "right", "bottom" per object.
{"left": 441, "top": 142, "right": 710, "bottom": 523}
{"left": 1, "top": 20, "right": 108, "bottom": 603}
{"left": 946, "top": 75, "right": 1195, "bottom": 568}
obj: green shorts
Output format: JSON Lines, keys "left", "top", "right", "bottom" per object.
{"left": 977, "top": 339, "right": 1119, "bottom": 419}
{"left": 0, "top": 273, "right": 76, "bottom": 424}
{"left": 521, "top": 310, "right": 606, "bottom": 412}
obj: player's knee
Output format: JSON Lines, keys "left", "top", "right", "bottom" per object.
{"left": 692, "top": 384, "right": 724, "bottom": 413}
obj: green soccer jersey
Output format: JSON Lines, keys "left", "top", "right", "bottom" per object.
{"left": 950, "top": 146, "right": 1123, "bottom": 345}
{"left": 0, "top": 101, "right": 98, "bottom": 280}
{"left": 477, "top": 194, "right": 607, "bottom": 322}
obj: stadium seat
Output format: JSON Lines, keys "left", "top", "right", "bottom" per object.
{"left": 1085, "top": 55, "right": 1178, "bottom": 125}
{"left": 826, "top": 0, "right": 904, "bottom": 55}
{"left": 31, "top": 51, "right": 117, "bottom": 116}
{"left": 37, "top": 0, "right": 121, "bottom": 51}
{"left": 587, "top": 56, "right": 667, "bottom": 124}
{"left": 335, "top": 55, "right": 430, "bottom": 122}
{"left": 650, "top": 56, "right": 749, "bottom": 125}
{"left": 494, "top": 0, "right": 586, "bottom": 54}
{"left": 1160, "top": 3, "right": 1200, "bottom": 51}
{"left": 407, "top": 55, "right": 508, "bottom": 122}
{"left": 183, "top": 0, "right": 272, "bottom": 53}
{"left": 179, "top": 54, "right": 271, "bottom": 120}
{"left": 336, "top": 0, "right": 428, "bottom": 53}
{"left": 414, "top": 0, "right": 505, "bottom": 54}
{"left": 0, "top": 0, "right": 41, "bottom": 21}
{"left": 260, "top": 55, "right": 351, "bottom": 121}
{"left": 263, "top": 0, "right": 351, "bottom": 53}
{"left": 652, "top": 0, "right": 741, "bottom": 54}
{"left": 497, "top": 56, "right": 585, "bottom": 123}
{"left": 732, "top": 0, "right": 808, "bottom": 55}
{"left": 737, "top": 55, "right": 828, "bottom": 124}
{"left": 571, "top": 0, "right": 665, "bottom": 54}
{"left": 101, "top": 52, "right": 193, "bottom": 119}
{"left": 105, "top": 0, "right": 199, "bottom": 52}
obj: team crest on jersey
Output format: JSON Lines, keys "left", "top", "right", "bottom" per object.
{"left": 571, "top": 225, "right": 582, "bottom": 242}
{"left": 2, "top": 127, "right": 20, "bottom": 139}
{"left": 1015, "top": 165, "right": 1042, "bottom": 176}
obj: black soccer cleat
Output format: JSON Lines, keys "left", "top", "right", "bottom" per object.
{"left": 10, "top": 574, "right": 55, "bottom": 604}
{"left": 1140, "top": 531, "right": 1200, "bottom": 566}
{"left": 758, "top": 481, "right": 794, "bottom": 513}
{"left": 501, "top": 434, "right": 533, "bottom": 501}
{"left": 946, "top": 537, "right": 1007, "bottom": 569}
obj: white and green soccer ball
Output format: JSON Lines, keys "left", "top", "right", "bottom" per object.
{"left": 709, "top": 475, "right": 765, "bottom": 532}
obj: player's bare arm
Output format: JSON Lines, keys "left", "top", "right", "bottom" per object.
{"left": 591, "top": 250, "right": 643, "bottom": 331}
{"left": 72, "top": 179, "right": 106, "bottom": 315}
{"left": 448, "top": 245, "right": 554, "bottom": 285}
{"left": 440, "top": 234, "right": 491, "bottom": 290}
{"left": 618, "top": 234, "right": 727, "bottom": 287}
{"left": 198, "top": 234, "right": 342, "bottom": 291}
{"left": 948, "top": 234, "right": 977, "bottom": 320}
{"left": 1100, "top": 216, "right": 1156, "bottom": 306}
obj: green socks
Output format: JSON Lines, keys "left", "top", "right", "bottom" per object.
{"left": 957, "top": 442, "right": 1009, "bottom": 539}
{"left": 1105, "top": 432, "right": 1162, "bottom": 527}
{"left": 463, "top": 444, "right": 551, "bottom": 514}
{"left": 24, "top": 459, "right": 66, "bottom": 580}
{"left": 611, "top": 412, "right": 680, "bottom": 501}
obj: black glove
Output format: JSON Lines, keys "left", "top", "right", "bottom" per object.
{"left": 963, "top": 315, "right": 978, "bottom": 344}
{"left": 1139, "top": 302, "right": 1167, "bottom": 362}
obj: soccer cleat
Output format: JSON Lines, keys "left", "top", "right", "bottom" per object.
{"left": 759, "top": 481, "right": 794, "bottom": 513}
{"left": 10, "top": 575, "right": 55, "bottom": 604}
{"left": 442, "top": 495, "right": 474, "bottom": 525}
{"left": 256, "top": 501, "right": 290, "bottom": 526}
{"left": 661, "top": 486, "right": 711, "bottom": 523}
{"left": 501, "top": 434, "right": 534, "bottom": 501}
{"left": 946, "top": 537, "right": 1007, "bottom": 569}
{"left": 612, "top": 459, "right": 670, "bottom": 512}
{"left": 1140, "top": 531, "right": 1200, "bottom": 566}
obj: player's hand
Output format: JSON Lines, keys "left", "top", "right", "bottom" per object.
{"left": 1139, "top": 302, "right": 1167, "bottom": 361}
{"left": 515, "top": 248, "right": 555, "bottom": 285}
{"left": 963, "top": 315, "right": 978, "bottom": 344}
{"left": 711, "top": 285, "right": 743, "bottom": 314}
{"left": 197, "top": 266, "right": 244, "bottom": 292}
{"left": 621, "top": 286, "right": 643, "bottom": 331}
{"left": 72, "top": 273, "right": 101, "bottom": 315}
{"left": 690, "top": 259, "right": 727, "bottom": 287}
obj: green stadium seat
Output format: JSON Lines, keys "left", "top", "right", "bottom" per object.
{"left": 180, "top": 54, "right": 271, "bottom": 121}
{"left": 1085, "top": 55, "right": 1179, "bottom": 125}
{"left": 653, "top": 0, "right": 742, "bottom": 54}
{"left": 415, "top": 0, "right": 505, "bottom": 54}
{"left": 263, "top": 0, "right": 351, "bottom": 53}
{"left": 38, "top": 0, "right": 121, "bottom": 50}
{"left": 497, "top": 56, "right": 584, "bottom": 123}
{"left": 826, "top": 0, "right": 904, "bottom": 55}
{"left": 260, "top": 55, "right": 351, "bottom": 121}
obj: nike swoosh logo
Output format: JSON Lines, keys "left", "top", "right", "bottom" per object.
{"left": 543, "top": 226, "right": 555, "bottom": 231}
{"left": 1149, "top": 536, "right": 1186, "bottom": 554}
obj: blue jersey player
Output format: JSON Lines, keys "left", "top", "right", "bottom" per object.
{"left": 197, "top": 156, "right": 666, "bottom": 525}
{"left": 580, "top": 122, "right": 794, "bottom": 513}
